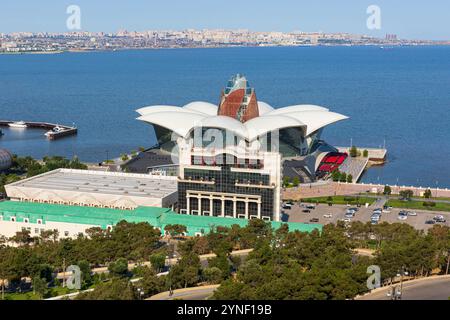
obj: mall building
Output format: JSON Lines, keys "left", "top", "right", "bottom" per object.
{"left": 137, "top": 74, "right": 348, "bottom": 221}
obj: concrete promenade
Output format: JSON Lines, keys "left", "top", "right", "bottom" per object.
{"left": 283, "top": 181, "right": 450, "bottom": 200}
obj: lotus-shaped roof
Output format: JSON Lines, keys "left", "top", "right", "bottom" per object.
{"left": 137, "top": 101, "right": 348, "bottom": 142}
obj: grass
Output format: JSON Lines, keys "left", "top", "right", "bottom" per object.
{"left": 387, "top": 199, "right": 450, "bottom": 212}
{"left": 3, "top": 286, "right": 76, "bottom": 301}
{"left": 300, "top": 196, "right": 376, "bottom": 205}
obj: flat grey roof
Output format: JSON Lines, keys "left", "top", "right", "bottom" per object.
{"left": 8, "top": 169, "right": 177, "bottom": 199}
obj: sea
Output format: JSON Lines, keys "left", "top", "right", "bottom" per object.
{"left": 0, "top": 46, "right": 449, "bottom": 188}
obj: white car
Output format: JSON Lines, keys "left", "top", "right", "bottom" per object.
{"left": 398, "top": 214, "right": 408, "bottom": 221}
{"left": 407, "top": 211, "right": 417, "bottom": 216}
{"left": 323, "top": 214, "right": 333, "bottom": 219}
{"left": 343, "top": 218, "right": 352, "bottom": 223}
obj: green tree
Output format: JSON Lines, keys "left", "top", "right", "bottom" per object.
{"left": 383, "top": 185, "right": 392, "bottom": 195}
{"left": 424, "top": 189, "right": 432, "bottom": 199}
{"left": 347, "top": 174, "right": 353, "bottom": 183}
{"left": 339, "top": 172, "right": 347, "bottom": 183}
{"left": 76, "top": 278, "right": 136, "bottom": 300}
{"left": 331, "top": 170, "right": 341, "bottom": 182}
{"left": 149, "top": 253, "right": 166, "bottom": 273}
{"left": 108, "top": 258, "right": 129, "bottom": 277}
{"left": 203, "top": 267, "right": 223, "bottom": 284}
{"left": 350, "top": 146, "right": 358, "bottom": 158}
{"left": 32, "top": 277, "right": 49, "bottom": 299}
{"left": 292, "top": 176, "right": 300, "bottom": 187}
{"left": 363, "top": 149, "right": 369, "bottom": 158}
{"left": 164, "top": 224, "right": 187, "bottom": 238}
{"left": 282, "top": 176, "right": 291, "bottom": 188}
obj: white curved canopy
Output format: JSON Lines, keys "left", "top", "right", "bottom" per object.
{"left": 137, "top": 111, "right": 208, "bottom": 137}
{"left": 266, "top": 104, "right": 329, "bottom": 115}
{"left": 183, "top": 101, "right": 218, "bottom": 115}
{"left": 280, "top": 111, "right": 348, "bottom": 136}
{"left": 137, "top": 101, "right": 348, "bottom": 141}
{"left": 245, "top": 115, "right": 306, "bottom": 141}
{"left": 195, "top": 116, "right": 248, "bottom": 139}
{"left": 257, "top": 101, "right": 275, "bottom": 115}
{"left": 136, "top": 105, "right": 183, "bottom": 116}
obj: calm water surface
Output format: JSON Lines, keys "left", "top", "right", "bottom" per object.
{"left": 0, "top": 46, "right": 449, "bottom": 187}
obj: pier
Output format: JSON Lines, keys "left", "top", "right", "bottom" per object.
{"left": 0, "top": 120, "right": 77, "bottom": 140}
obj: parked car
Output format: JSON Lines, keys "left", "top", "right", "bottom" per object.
{"left": 323, "top": 214, "right": 333, "bottom": 219}
{"left": 282, "top": 203, "right": 292, "bottom": 210}
{"left": 433, "top": 215, "right": 446, "bottom": 223}
{"left": 425, "top": 220, "right": 436, "bottom": 225}
{"left": 398, "top": 213, "right": 408, "bottom": 221}
{"left": 309, "top": 218, "right": 320, "bottom": 223}
{"left": 302, "top": 209, "right": 311, "bottom": 213}
{"left": 407, "top": 211, "right": 417, "bottom": 217}
{"left": 306, "top": 205, "right": 316, "bottom": 210}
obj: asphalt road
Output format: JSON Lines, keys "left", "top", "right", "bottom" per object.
{"left": 357, "top": 276, "right": 450, "bottom": 300}
{"left": 286, "top": 201, "right": 450, "bottom": 231}
{"left": 148, "top": 285, "right": 219, "bottom": 300}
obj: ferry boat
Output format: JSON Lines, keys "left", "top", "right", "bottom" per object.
{"left": 8, "top": 121, "right": 27, "bottom": 128}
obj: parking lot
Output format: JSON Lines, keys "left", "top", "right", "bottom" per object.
{"left": 285, "top": 202, "right": 450, "bottom": 231}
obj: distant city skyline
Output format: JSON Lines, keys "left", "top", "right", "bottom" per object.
{"left": 1, "top": 0, "right": 450, "bottom": 40}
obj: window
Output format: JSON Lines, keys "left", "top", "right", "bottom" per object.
{"left": 34, "top": 228, "right": 39, "bottom": 234}
{"left": 10, "top": 217, "right": 16, "bottom": 222}
{"left": 64, "top": 231, "right": 69, "bottom": 237}
{"left": 180, "top": 209, "right": 188, "bottom": 215}
{"left": 37, "top": 219, "right": 43, "bottom": 225}
{"left": 24, "top": 218, "right": 29, "bottom": 223}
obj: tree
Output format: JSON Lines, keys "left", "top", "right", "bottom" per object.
{"left": 32, "top": 277, "right": 49, "bottom": 299}
{"left": 363, "top": 150, "right": 369, "bottom": 158}
{"left": 203, "top": 267, "right": 223, "bottom": 284}
{"left": 78, "top": 260, "right": 93, "bottom": 289}
{"left": 331, "top": 170, "right": 341, "bottom": 182}
{"left": 76, "top": 278, "right": 136, "bottom": 300}
{"left": 164, "top": 224, "right": 187, "bottom": 238}
{"left": 168, "top": 253, "right": 201, "bottom": 289}
{"left": 347, "top": 174, "right": 353, "bottom": 183}
{"left": 399, "top": 190, "right": 414, "bottom": 200}
{"left": 292, "top": 176, "right": 300, "bottom": 187}
{"left": 108, "top": 258, "right": 129, "bottom": 277}
{"left": 383, "top": 185, "right": 392, "bottom": 195}
{"left": 207, "top": 254, "right": 231, "bottom": 280}
{"left": 138, "top": 267, "right": 165, "bottom": 298}
{"left": 424, "top": 189, "right": 432, "bottom": 199}
{"left": 282, "top": 176, "right": 291, "bottom": 188}
{"left": 339, "top": 172, "right": 347, "bottom": 183}
{"left": 350, "top": 146, "right": 358, "bottom": 158}
{"left": 149, "top": 253, "right": 166, "bottom": 273}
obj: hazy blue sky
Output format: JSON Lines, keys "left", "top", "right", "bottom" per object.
{"left": 1, "top": 0, "right": 449, "bottom": 39}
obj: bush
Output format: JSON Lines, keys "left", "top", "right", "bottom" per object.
{"left": 350, "top": 146, "right": 358, "bottom": 158}
{"left": 363, "top": 150, "right": 369, "bottom": 158}
{"left": 347, "top": 174, "right": 353, "bottom": 183}
{"left": 423, "top": 201, "right": 436, "bottom": 207}
{"left": 383, "top": 185, "right": 392, "bottom": 195}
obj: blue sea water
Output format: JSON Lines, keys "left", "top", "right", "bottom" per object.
{"left": 0, "top": 46, "right": 449, "bottom": 188}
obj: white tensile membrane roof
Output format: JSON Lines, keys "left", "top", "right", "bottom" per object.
{"left": 137, "top": 101, "right": 348, "bottom": 141}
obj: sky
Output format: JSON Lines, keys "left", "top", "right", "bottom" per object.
{"left": 1, "top": 0, "right": 449, "bottom": 40}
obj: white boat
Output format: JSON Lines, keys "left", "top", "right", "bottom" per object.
{"left": 45, "top": 126, "right": 65, "bottom": 137}
{"left": 8, "top": 121, "right": 27, "bottom": 128}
